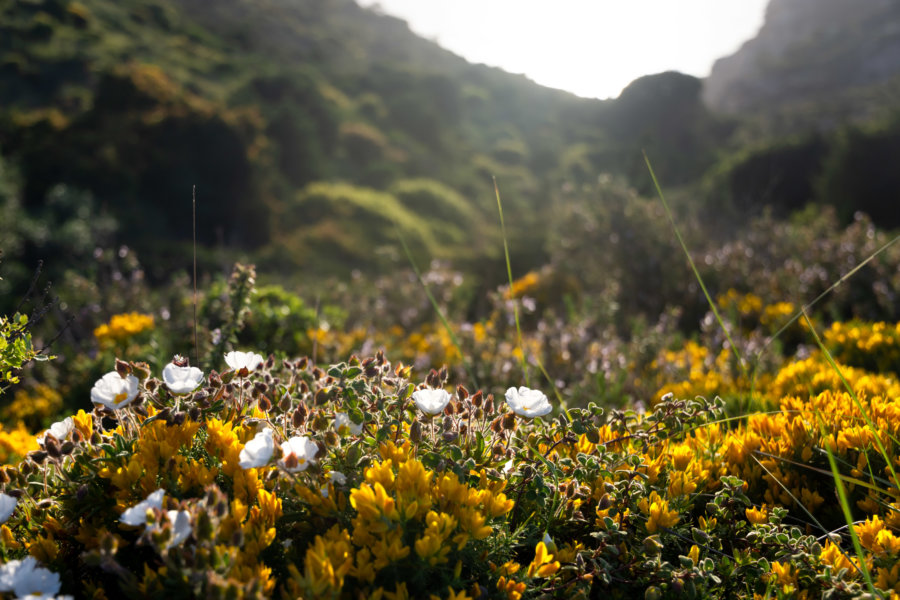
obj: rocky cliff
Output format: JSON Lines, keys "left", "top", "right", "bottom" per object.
{"left": 703, "top": 0, "right": 900, "bottom": 115}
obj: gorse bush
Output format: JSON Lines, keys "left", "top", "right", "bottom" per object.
{"left": 1, "top": 310, "right": 899, "bottom": 598}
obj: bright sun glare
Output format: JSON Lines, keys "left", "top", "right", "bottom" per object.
{"left": 358, "top": 0, "right": 769, "bottom": 99}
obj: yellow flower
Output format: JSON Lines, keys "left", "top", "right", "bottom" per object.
{"left": 819, "top": 541, "right": 856, "bottom": 575}
{"left": 497, "top": 576, "right": 526, "bottom": 600}
{"left": 746, "top": 505, "right": 768, "bottom": 525}
{"left": 526, "top": 541, "right": 560, "bottom": 579}
{"left": 876, "top": 563, "right": 900, "bottom": 593}
{"left": 688, "top": 544, "right": 700, "bottom": 565}
{"left": 770, "top": 561, "right": 797, "bottom": 586}
{"left": 639, "top": 491, "right": 679, "bottom": 533}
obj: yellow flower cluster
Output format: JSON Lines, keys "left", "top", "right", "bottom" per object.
{"left": 285, "top": 441, "right": 513, "bottom": 598}
{"left": 717, "top": 289, "right": 764, "bottom": 316}
{"left": 505, "top": 271, "right": 540, "bottom": 300}
{"left": 0, "top": 421, "right": 39, "bottom": 464}
{"left": 825, "top": 320, "right": 900, "bottom": 374}
{"left": 0, "top": 384, "right": 62, "bottom": 428}
{"left": 93, "top": 312, "right": 154, "bottom": 347}
{"left": 651, "top": 341, "right": 734, "bottom": 403}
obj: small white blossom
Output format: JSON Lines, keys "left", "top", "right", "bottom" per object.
{"left": 90, "top": 371, "right": 139, "bottom": 410}
{"left": 120, "top": 489, "right": 165, "bottom": 527}
{"left": 239, "top": 428, "right": 275, "bottom": 469}
{"left": 0, "top": 493, "right": 16, "bottom": 524}
{"left": 328, "top": 471, "right": 347, "bottom": 485}
{"left": 334, "top": 412, "right": 362, "bottom": 436}
{"left": 279, "top": 436, "right": 318, "bottom": 473}
{"left": 0, "top": 556, "right": 62, "bottom": 598}
{"left": 504, "top": 386, "right": 552, "bottom": 418}
{"left": 166, "top": 510, "right": 192, "bottom": 548}
{"left": 412, "top": 389, "right": 451, "bottom": 415}
{"left": 224, "top": 351, "right": 264, "bottom": 375}
{"left": 162, "top": 363, "right": 204, "bottom": 394}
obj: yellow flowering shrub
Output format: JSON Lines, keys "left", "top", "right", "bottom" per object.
{"left": 2, "top": 318, "right": 900, "bottom": 598}
{"left": 93, "top": 312, "right": 155, "bottom": 347}
{"left": 0, "top": 384, "right": 63, "bottom": 430}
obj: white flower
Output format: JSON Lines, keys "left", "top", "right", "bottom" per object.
{"left": 412, "top": 388, "right": 451, "bottom": 415}
{"left": 328, "top": 471, "right": 347, "bottom": 485}
{"left": 0, "top": 493, "right": 17, "bottom": 524}
{"left": 0, "top": 556, "right": 61, "bottom": 598}
{"left": 504, "top": 386, "right": 552, "bottom": 418}
{"left": 320, "top": 484, "right": 329, "bottom": 498}
{"left": 279, "top": 436, "right": 318, "bottom": 473}
{"left": 90, "top": 371, "right": 139, "bottom": 410}
{"left": 542, "top": 532, "right": 558, "bottom": 554}
{"left": 166, "top": 510, "right": 192, "bottom": 548}
{"left": 120, "top": 489, "right": 165, "bottom": 527}
{"left": 334, "top": 412, "right": 362, "bottom": 436}
{"left": 162, "top": 363, "right": 204, "bottom": 394}
{"left": 238, "top": 429, "right": 275, "bottom": 469}
{"left": 37, "top": 418, "right": 74, "bottom": 447}
{"left": 224, "top": 351, "right": 264, "bottom": 375}
{"left": 501, "top": 459, "right": 514, "bottom": 474}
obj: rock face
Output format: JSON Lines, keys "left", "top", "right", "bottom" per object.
{"left": 703, "top": 0, "right": 900, "bottom": 114}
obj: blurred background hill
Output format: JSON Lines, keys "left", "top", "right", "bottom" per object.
{"left": 2, "top": 0, "right": 899, "bottom": 316}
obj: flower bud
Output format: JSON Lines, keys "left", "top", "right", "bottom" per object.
{"left": 363, "top": 358, "right": 379, "bottom": 378}
{"left": 292, "top": 404, "right": 308, "bottom": 428}
{"left": 410, "top": 420, "right": 423, "bottom": 444}
{"left": 131, "top": 361, "right": 151, "bottom": 380}
{"left": 278, "top": 393, "right": 292, "bottom": 412}
{"left": 324, "top": 431, "right": 339, "bottom": 447}
{"left": 643, "top": 535, "right": 663, "bottom": 555}
{"left": 489, "top": 417, "right": 502, "bottom": 433}
{"left": 209, "top": 370, "right": 222, "bottom": 387}
{"left": 258, "top": 396, "right": 272, "bottom": 412}
{"left": 456, "top": 385, "right": 469, "bottom": 400}
{"left": 501, "top": 412, "right": 517, "bottom": 431}
{"left": 471, "top": 390, "right": 483, "bottom": 408}
{"left": 44, "top": 436, "right": 61, "bottom": 459}
{"left": 315, "top": 388, "right": 330, "bottom": 406}
{"left": 189, "top": 407, "right": 201, "bottom": 422}
{"left": 60, "top": 441, "right": 76, "bottom": 455}
{"left": 30, "top": 450, "right": 48, "bottom": 464}
{"left": 115, "top": 358, "right": 132, "bottom": 378}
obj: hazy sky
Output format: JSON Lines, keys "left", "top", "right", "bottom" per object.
{"left": 358, "top": 0, "right": 770, "bottom": 99}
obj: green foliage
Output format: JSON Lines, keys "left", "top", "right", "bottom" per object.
{"left": 816, "top": 114, "right": 900, "bottom": 227}
{"left": 0, "top": 313, "right": 41, "bottom": 396}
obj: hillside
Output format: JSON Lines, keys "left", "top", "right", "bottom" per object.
{"left": 0, "top": 0, "right": 735, "bottom": 288}
{"left": 704, "top": 0, "right": 900, "bottom": 122}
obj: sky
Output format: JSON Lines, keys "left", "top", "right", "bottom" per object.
{"left": 357, "top": 0, "right": 770, "bottom": 99}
